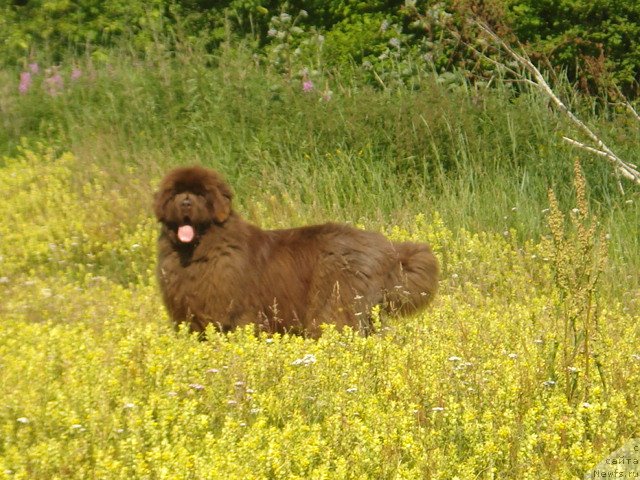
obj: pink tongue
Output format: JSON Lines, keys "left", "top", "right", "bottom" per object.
{"left": 177, "top": 225, "right": 195, "bottom": 243}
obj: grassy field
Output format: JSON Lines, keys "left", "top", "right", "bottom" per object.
{"left": 0, "top": 42, "right": 639, "bottom": 479}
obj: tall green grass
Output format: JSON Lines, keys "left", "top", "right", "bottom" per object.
{"left": 3, "top": 42, "right": 637, "bottom": 253}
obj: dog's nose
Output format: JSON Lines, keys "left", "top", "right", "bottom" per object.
{"left": 181, "top": 196, "right": 192, "bottom": 208}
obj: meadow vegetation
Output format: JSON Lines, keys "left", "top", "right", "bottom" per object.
{"left": 1, "top": 26, "right": 639, "bottom": 480}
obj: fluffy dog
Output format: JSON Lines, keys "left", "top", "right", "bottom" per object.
{"left": 154, "top": 166, "right": 438, "bottom": 337}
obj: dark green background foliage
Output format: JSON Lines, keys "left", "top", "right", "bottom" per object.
{"left": 503, "top": 0, "right": 640, "bottom": 96}
{"left": 0, "top": 0, "right": 168, "bottom": 62}
{"left": 2, "top": 0, "right": 638, "bottom": 95}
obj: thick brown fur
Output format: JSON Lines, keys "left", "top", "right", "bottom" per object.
{"left": 154, "top": 166, "right": 439, "bottom": 338}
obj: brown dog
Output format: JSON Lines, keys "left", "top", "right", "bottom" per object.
{"left": 154, "top": 166, "right": 438, "bottom": 337}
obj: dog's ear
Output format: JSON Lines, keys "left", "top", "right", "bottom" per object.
{"left": 153, "top": 187, "right": 171, "bottom": 222}
{"left": 206, "top": 179, "right": 233, "bottom": 223}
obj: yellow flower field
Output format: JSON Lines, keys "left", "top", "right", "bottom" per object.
{"left": 1, "top": 147, "right": 638, "bottom": 479}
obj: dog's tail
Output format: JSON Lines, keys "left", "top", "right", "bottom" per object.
{"left": 385, "top": 241, "right": 439, "bottom": 316}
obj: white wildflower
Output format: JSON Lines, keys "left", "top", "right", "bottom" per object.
{"left": 292, "top": 353, "right": 316, "bottom": 366}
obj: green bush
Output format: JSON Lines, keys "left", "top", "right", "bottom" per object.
{"left": 2, "top": 1, "right": 638, "bottom": 96}
{"left": 0, "top": 0, "right": 168, "bottom": 64}
{"left": 503, "top": 0, "right": 640, "bottom": 97}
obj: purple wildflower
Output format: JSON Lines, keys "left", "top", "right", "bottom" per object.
{"left": 44, "top": 70, "right": 64, "bottom": 96}
{"left": 19, "top": 72, "right": 32, "bottom": 94}
{"left": 302, "top": 79, "right": 314, "bottom": 92}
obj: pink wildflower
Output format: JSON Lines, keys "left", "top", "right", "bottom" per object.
{"left": 29, "top": 63, "right": 39, "bottom": 74}
{"left": 71, "top": 68, "right": 82, "bottom": 80}
{"left": 302, "top": 79, "right": 314, "bottom": 92}
{"left": 19, "top": 72, "right": 32, "bottom": 94}
{"left": 44, "top": 70, "right": 64, "bottom": 96}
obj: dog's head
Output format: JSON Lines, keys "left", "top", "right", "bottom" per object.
{"left": 154, "top": 166, "right": 233, "bottom": 245}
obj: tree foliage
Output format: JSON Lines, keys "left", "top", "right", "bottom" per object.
{"left": 1, "top": 0, "right": 638, "bottom": 96}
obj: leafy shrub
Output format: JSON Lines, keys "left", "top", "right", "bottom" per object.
{"left": 2, "top": 0, "right": 639, "bottom": 97}
{"left": 251, "top": 0, "right": 640, "bottom": 97}
{"left": 0, "top": 0, "right": 168, "bottom": 64}
{"left": 503, "top": 0, "right": 640, "bottom": 97}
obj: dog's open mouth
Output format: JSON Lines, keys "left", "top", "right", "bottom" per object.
{"left": 176, "top": 217, "right": 196, "bottom": 244}
{"left": 178, "top": 224, "right": 195, "bottom": 243}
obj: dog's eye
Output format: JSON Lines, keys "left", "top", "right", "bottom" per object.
{"left": 174, "top": 189, "right": 204, "bottom": 197}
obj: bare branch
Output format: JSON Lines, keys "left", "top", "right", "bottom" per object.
{"left": 467, "top": 18, "right": 640, "bottom": 187}
{"left": 460, "top": 41, "right": 538, "bottom": 87}
{"left": 561, "top": 137, "right": 617, "bottom": 161}
{"left": 623, "top": 101, "right": 640, "bottom": 123}
{"left": 562, "top": 137, "right": 640, "bottom": 183}
{"left": 611, "top": 84, "right": 640, "bottom": 124}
